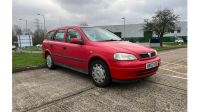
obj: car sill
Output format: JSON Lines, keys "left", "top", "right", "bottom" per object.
{"left": 54, "top": 62, "right": 88, "bottom": 74}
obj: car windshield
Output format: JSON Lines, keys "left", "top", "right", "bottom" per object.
{"left": 81, "top": 27, "right": 122, "bottom": 42}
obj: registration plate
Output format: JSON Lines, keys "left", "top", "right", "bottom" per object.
{"left": 146, "top": 61, "right": 158, "bottom": 69}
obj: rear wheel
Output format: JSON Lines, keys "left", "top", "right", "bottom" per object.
{"left": 46, "top": 54, "right": 54, "bottom": 69}
{"left": 90, "top": 60, "right": 111, "bottom": 87}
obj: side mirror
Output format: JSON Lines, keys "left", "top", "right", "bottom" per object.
{"left": 70, "top": 38, "right": 84, "bottom": 45}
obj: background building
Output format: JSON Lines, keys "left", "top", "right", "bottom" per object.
{"left": 97, "top": 21, "right": 187, "bottom": 42}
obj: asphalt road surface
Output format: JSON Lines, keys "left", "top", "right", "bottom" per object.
{"left": 13, "top": 48, "right": 187, "bottom": 112}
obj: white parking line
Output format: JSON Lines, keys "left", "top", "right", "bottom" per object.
{"left": 160, "top": 67, "right": 187, "bottom": 76}
{"left": 171, "top": 58, "right": 187, "bottom": 64}
{"left": 159, "top": 49, "right": 186, "bottom": 55}
{"left": 160, "top": 74, "right": 187, "bottom": 80}
{"left": 159, "top": 50, "right": 177, "bottom": 55}
{"left": 161, "top": 61, "right": 187, "bottom": 67}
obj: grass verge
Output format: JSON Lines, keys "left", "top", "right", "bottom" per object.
{"left": 152, "top": 42, "right": 187, "bottom": 51}
{"left": 21, "top": 46, "right": 42, "bottom": 51}
{"left": 12, "top": 52, "right": 45, "bottom": 72}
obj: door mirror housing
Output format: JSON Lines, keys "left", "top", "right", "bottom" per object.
{"left": 70, "top": 38, "right": 84, "bottom": 45}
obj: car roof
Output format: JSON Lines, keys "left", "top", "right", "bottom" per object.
{"left": 48, "top": 26, "right": 94, "bottom": 32}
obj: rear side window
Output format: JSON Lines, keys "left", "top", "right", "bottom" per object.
{"left": 46, "top": 31, "right": 55, "bottom": 40}
{"left": 53, "top": 30, "right": 65, "bottom": 42}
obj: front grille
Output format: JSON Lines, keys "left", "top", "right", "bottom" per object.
{"left": 140, "top": 52, "right": 156, "bottom": 58}
{"left": 136, "top": 67, "right": 158, "bottom": 76}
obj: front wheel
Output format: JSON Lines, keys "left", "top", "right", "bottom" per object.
{"left": 46, "top": 54, "right": 54, "bottom": 69}
{"left": 90, "top": 60, "right": 111, "bottom": 87}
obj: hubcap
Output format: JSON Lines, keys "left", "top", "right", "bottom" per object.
{"left": 92, "top": 64, "right": 106, "bottom": 83}
{"left": 46, "top": 55, "right": 52, "bottom": 68}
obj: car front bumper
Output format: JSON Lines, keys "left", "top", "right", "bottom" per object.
{"left": 109, "top": 56, "right": 161, "bottom": 80}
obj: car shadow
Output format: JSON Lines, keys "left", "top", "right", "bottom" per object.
{"left": 54, "top": 66, "right": 152, "bottom": 88}
{"left": 55, "top": 66, "right": 91, "bottom": 79}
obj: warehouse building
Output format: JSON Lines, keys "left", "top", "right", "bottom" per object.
{"left": 97, "top": 21, "right": 187, "bottom": 42}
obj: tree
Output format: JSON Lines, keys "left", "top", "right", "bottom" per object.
{"left": 143, "top": 9, "right": 179, "bottom": 47}
{"left": 33, "top": 29, "right": 45, "bottom": 45}
{"left": 13, "top": 25, "right": 22, "bottom": 35}
{"left": 12, "top": 25, "right": 22, "bottom": 43}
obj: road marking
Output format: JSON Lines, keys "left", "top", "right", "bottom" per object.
{"left": 159, "top": 50, "right": 177, "bottom": 55}
{"left": 161, "top": 61, "right": 187, "bottom": 67}
{"left": 159, "top": 49, "right": 186, "bottom": 55}
{"left": 159, "top": 67, "right": 187, "bottom": 76}
{"left": 160, "top": 74, "right": 187, "bottom": 80}
{"left": 172, "top": 58, "right": 187, "bottom": 63}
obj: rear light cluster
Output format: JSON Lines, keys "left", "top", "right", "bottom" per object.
{"left": 140, "top": 52, "right": 156, "bottom": 58}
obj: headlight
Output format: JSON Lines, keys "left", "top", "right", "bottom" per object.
{"left": 114, "top": 53, "right": 137, "bottom": 60}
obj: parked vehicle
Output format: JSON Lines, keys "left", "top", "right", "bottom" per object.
{"left": 12, "top": 45, "right": 16, "bottom": 50}
{"left": 36, "top": 44, "right": 42, "bottom": 48}
{"left": 175, "top": 37, "right": 184, "bottom": 43}
{"left": 42, "top": 26, "right": 161, "bottom": 87}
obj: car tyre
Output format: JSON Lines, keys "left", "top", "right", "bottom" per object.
{"left": 90, "top": 59, "right": 111, "bottom": 87}
{"left": 46, "top": 54, "right": 54, "bottom": 70}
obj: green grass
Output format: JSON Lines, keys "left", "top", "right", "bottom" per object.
{"left": 153, "top": 42, "right": 187, "bottom": 51}
{"left": 12, "top": 52, "right": 45, "bottom": 71}
{"left": 22, "top": 46, "right": 42, "bottom": 51}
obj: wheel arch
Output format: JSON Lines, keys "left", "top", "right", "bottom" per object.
{"left": 88, "top": 56, "right": 110, "bottom": 72}
{"left": 44, "top": 50, "right": 52, "bottom": 59}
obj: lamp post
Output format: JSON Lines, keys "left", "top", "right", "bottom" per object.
{"left": 121, "top": 17, "right": 126, "bottom": 40}
{"left": 37, "top": 13, "right": 46, "bottom": 32}
{"left": 18, "top": 19, "right": 27, "bottom": 34}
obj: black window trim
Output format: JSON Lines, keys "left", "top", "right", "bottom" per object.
{"left": 52, "top": 29, "right": 65, "bottom": 42}
{"left": 66, "top": 28, "right": 84, "bottom": 43}
{"left": 46, "top": 31, "right": 56, "bottom": 40}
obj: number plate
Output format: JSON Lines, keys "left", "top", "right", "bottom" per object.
{"left": 146, "top": 61, "right": 158, "bottom": 69}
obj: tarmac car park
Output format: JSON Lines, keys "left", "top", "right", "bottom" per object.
{"left": 13, "top": 48, "right": 187, "bottom": 112}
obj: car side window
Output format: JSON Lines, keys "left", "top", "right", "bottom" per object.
{"left": 66, "top": 29, "right": 81, "bottom": 42}
{"left": 46, "top": 31, "right": 55, "bottom": 40}
{"left": 53, "top": 30, "right": 65, "bottom": 42}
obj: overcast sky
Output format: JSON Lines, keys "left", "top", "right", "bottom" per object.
{"left": 13, "top": 0, "right": 187, "bottom": 31}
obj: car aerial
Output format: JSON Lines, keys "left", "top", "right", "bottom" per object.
{"left": 42, "top": 26, "right": 161, "bottom": 87}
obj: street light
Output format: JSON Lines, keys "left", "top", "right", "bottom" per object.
{"left": 37, "top": 13, "right": 46, "bottom": 32}
{"left": 121, "top": 17, "right": 126, "bottom": 40}
{"left": 18, "top": 18, "right": 27, "bottom": 34}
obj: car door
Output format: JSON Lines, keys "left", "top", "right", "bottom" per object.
{"left": 61, "top": 28, "right": 87, "bottom": 72}
{"left": 43, "top": 30, "right": 56, "bottom": 55}
{"left": 50, "top": 29, "right": 66, "bottom": 64}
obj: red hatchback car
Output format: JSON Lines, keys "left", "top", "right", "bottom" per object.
{"left": 42, "top": 26, "right": 161, "bottom": 87}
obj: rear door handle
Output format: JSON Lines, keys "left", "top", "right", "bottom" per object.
{"left": 62, "top": 46, "right": 67, "bottom": 50}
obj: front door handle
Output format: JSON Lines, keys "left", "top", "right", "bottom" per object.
{"left": 62, "top": 46, "right": 66, "bottom": 50}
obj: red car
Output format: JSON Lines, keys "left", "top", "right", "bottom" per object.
{"left": 42, "top": 26, "right": 161, "bottom": 87}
